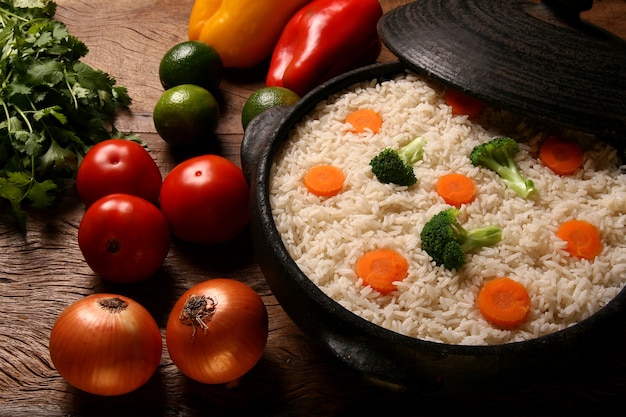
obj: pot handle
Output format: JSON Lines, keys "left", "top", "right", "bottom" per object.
{"left": 240, "top": 105, "right": 292, "bottom": 185}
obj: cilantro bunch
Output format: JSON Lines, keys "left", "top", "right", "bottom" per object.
{"left": 0, "top": 0, "right": 133, "bottom": 229}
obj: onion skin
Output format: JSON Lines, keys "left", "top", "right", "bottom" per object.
{"left": 166, "top": 278, "right": 269, "bottom": 385}
{"left": 49, "top": 294, "right": 163, "bottom": 396}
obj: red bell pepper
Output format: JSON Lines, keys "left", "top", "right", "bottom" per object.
{"left": 265, "top": 0, "right": 383, "bottom": 97}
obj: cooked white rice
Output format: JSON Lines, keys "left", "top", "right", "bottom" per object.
{"left": 269, "top": 70, "right": 626, "bottom": 345}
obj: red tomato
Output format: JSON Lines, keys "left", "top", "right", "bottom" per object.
{"left": 76, "top": 139, "right": 163, "bottom": 206}
{"left": 78, "top": 194, "right": 171, "bottom": 283}
{"left": 159, "top": 155, "right": 249, "bottom": 245}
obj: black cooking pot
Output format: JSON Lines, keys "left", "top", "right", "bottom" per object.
{"left": 240, "top": 0, "right": 626, "bottom": 393}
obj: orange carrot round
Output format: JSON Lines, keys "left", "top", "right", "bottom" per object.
{"left": 345, "top": 109, "right": 383, "bottom": 134}
{"left": 477, "top": 277, "right": 530, "bottom": 329}
{"left": 436, "top": 173, "right": 477, "bottom": 207}
{"left": 355, "top": 248, "right": 409, "bottom": 295}
{"left": 444, "top": 88, "right": 484, "bottom": 119}
{"left": 539, "top": 135, "right": 584, "bottom": 175}
{"left": 303, "top": 165, "right": 345, "bottom": 197}
{"left": 556, "top": 219, "right": 602, "bottom": 260}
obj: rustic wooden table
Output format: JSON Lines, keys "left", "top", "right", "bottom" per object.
{"left": 1, "top": 0, "right": 625, "bottom": 416}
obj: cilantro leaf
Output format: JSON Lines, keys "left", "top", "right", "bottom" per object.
{"left": 26, "top": 58, "right": 64, "bottom": 86}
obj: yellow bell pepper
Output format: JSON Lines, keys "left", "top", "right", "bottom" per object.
{"left": 188, "top": 0, "right": 312, "bottom": 69}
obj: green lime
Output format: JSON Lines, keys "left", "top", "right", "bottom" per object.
{"left": 241, "top": 86, "right": 300, "bottom": 130}
{"left": 153, "top": 84, "right": 220, "bottom": 147}
{"left": 159, "top": 40, "right": 223, "bottom": 93}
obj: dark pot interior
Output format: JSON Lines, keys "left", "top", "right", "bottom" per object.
{"left": 241, "top": 61, "right": 626, "bottom": 394}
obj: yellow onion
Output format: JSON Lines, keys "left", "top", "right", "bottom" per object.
{"left": 49, "top": 294, "right": 162, "bottom": 396}
{"left": 165, "top": 278, "right": 268, "bottom": 384}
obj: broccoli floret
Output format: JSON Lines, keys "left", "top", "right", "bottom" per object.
{"left": 420, "top": 208, "right": 502, "bottom": 270}
{"left": 470, "top": 136, "right": 536, "bottom": 198}
{"left": 370, "top": 136, "right": 426, "bottom": 186}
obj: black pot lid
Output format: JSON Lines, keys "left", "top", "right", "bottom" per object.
{"left": 378, "top": 0, "right": 626, "bottom": 138}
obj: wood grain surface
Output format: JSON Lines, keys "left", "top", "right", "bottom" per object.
{"left": 0, "top": 1, "right": 625, "bottom": 416}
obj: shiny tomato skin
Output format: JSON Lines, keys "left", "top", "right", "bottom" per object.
{"left": 159, "top": 155, "right": 249, "bottom": 245}
{"left": 76, "top": 139, "right": 163, "bottom": 206}
{"left": 78, "top": 194, "right": 171, "bottom": 283}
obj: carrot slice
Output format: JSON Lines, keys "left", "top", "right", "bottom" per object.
{"left": 477, "top": 277, "right": 531, "bottom": 329}
{"left": 345, "top": 109, "right": 383, "bottom": 133}
{"left": 556, "top": 219, "right": 602, "bottom": 260}
{"left": 356, "top": 249, "right": 409, "bottom": 295}
{"left": 539, "top": 135, "right": 584, "bottom": 175}
{"left": 303, "top": 165, "right": 345, "bottom": 197}
{"left": 436, "top": 173, "right": 477, "bottom": 207}
{"left": 444, "top": 88, "right": 484, "bottom": 118}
